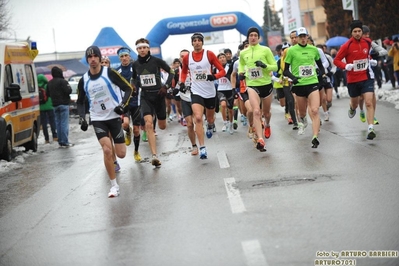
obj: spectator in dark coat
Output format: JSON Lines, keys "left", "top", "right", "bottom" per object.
{"left": 47, "top": 66, "right": 74, "bottom": 147}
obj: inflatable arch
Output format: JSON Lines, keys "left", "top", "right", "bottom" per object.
{"left": 146, "top": 11, "right": 265, "bottom": 58}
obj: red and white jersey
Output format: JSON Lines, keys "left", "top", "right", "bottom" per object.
{"left": 188, "top": 50, "right": 216, "bottom": 98}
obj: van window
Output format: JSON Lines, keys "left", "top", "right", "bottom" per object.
{"left": 25, "top": 65, "right": 35, "bottom": 93}
{"left": 4, "top": 64, "right": 12, "bottom": 88}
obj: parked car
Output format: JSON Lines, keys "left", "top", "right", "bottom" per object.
{"left": 69, "top": 81, "right": 78, "bottom": 117}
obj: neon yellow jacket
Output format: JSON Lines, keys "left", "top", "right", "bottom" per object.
{"left": 238, "top": 43, "right": 277, "bottom": 86}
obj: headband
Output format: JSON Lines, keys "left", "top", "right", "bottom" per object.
{"left": 118, "top": 48, "right": 131, "bottom": 56}
{"left": 136, "top": 43, "right": 150, "bottom": 49}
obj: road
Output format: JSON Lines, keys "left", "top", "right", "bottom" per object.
{"left": 1, "top": 95, "right": 399, "bottom": 266}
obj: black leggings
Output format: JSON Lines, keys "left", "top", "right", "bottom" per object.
{"left": 283, "top": 86, "right": 297, "bottom": 124}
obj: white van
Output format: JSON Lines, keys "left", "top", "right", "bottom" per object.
{"left": 0, "top": 42, "right": 40, "bottom": 161}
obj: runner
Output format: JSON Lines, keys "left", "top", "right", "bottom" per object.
{"left": 77, "top": 45, "right": 133, "bottom": 197}
{"left": 333, "top": 20, "right": 377, "bottom": 140}
{"left": 131, "top": 38, "right": 175, "bottom": 166}
{"left": 238, "top": 27, "right": 277, "bottom": 152}
{"left": 283, "top": 27, "right": 326, "bottom": 148}
{"left": 179, "top": 32, "right": 226, "bottom": 159}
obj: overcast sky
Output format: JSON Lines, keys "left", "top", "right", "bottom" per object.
{"left": 7, "top": 0, "right": 277, "bottom": 59}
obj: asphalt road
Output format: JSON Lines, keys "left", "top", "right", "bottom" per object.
{"left": 1, "top": 95, "right": 399, "bottom": 266}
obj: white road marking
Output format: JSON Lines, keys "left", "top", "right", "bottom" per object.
{"left": 217, "top": 150, "right": 230, "bottom": 168}
{"left": 242, "top": 239, "right": 268, "bottom": 266}
{"left": 224, "top": 177, "right": 246, "bottom": 213}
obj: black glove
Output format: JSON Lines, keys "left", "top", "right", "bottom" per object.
{"left": 322, "top": 75, "right": 328, "bottom": 84}
{"left": 178, "top": 82, "right": 186, "bottom": 93}
{"left": 292, "top": 78, "right": 299, "bottom": 85}
{"left": 206, "top": 74, "right": 216, "bottom": 81}
{"left": 255, "top": 60, "right": 267, "bottom": 68}
{"left": 239, "top": 73, "right": 246, "bottom": 80}
{"left": 370, "top": 50, "right": 379, "bottom": 60}
{"left": 158, "top": 85, "right": 167, "bottom": 96}
{"left": 173, "top": 88, "right": 179, "bottom": 96}
{"left": 80, "top": 117, "right": 88, "bottom": 131}
{"left": 114, "top": 104, "right": 125, "bottom": 115}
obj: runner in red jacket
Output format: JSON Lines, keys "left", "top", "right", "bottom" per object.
{"left": 333, "top": 20, "right": 376, "bottom": 140}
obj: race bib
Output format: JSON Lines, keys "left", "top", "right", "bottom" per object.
{"left": 140, "top": 74, "right": 156, "bottom": 87}
{"left": 219, "top": 77, "right": 228, "bottom": 84}
{"left": 353, "top": 59, "right": 368, "bottom": 72}
{"left": 92, "top": 92, "right": 113, "bottom": 114}
{"left": 299, "top": 65, "right": 314, "bottom": 77}
{"left": 193, "top": 70, "right": 208, "bottom": 81}
{"left": 247, "top": 67, "right": 263, "bottom": 80}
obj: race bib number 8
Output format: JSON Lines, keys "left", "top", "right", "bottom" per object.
{"left": 299, "top": 65, "right": 314, "bottom": 77}
{"left": 353, "top": 59, "right": 368, "bottom": 72}
{"left": 248, "top": 67, "right": 263, "bottom": 80}
{"left": 140, "top": 74, "right": 156, "bottom": 87}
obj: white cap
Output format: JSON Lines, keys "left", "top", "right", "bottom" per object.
{"left": 296, "top": 27, "right": 308, "bottom": 36}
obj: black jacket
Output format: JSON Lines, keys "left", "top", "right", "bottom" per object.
{"left": 47, "top": 66, "right": 72, "bottom": 106}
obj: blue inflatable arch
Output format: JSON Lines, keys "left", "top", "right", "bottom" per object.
{"left": 145, "top": 11, "right": 265, "bottom": 59}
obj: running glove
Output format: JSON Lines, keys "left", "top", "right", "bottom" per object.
{"left": 206, "top": 75, "right": 216, "bottom": 81}
{"left": 80, "top": 117, "right": 88, "bottom": 131}
{"left": 255, "top": 60, "right": 267, "bottom": 68}
{"left": 345, "top": 64, "right": 354, "bottom": 71}
{"left": 114, "top": 104, "right": 126, "bottom": 115}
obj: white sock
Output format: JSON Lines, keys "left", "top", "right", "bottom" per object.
{"left": 368, "top": 125, "right": 373, "bottom": 130}
{"left": 110, "top": 179, "right": 118, "bottom": 187}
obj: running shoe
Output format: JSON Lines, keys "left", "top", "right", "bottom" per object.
{"left": 134, "top": 151, "right": 142, "bottom": 162}
{"left": 206, "top": 127, "right": 213, "bottom": 139}
{"left": 114, "top": 161, "right": 121, "bottom": 173}
{"left": 256, "top": 138, "right": 266, "bottom": 152}
{"left": 297, "top": 122, "right": 305, "bottom": 135}
{"left": 367, "top": 128, "right": 376, "bottom": 140}
{"left": 125, "top": 126, "right": 132, "bottom": 146}
{"left": 284, "top": 113, "right": 290, "bottom": 121}
{"left": 359, "top": 111, "right": 366, "bottom": 123}
{"left": 151, "top": 155, "right": 161, "bottom": 167}
{"left": 287, "top": 117, "right": 293, "bottom": 125}
{"left": 373, "top": 117, "right": 379, "bottom": 125}
{"left": 311, "top": 137, "right": 320, "bottom": 148}
{"left": 169, "top": 114, "right": 173, "bottom": 121}
{"left": 142, "top": 131, "right": 148, "bottom": 142}
{"left": 108, "top": 185, "right": 120, "bottom": 198}
{"left": 59, "top": 143, "right": 74, "bottom": 148}
{"left": 264, "top": 125, "right": 271, "bottom": 139}
{"left": 229, "top": 122, "right": 234, "bottom": 134}
{"left": 240, "top": 114, "right": 245, "bottom": 122}
{"left": 222, "top": 122, "right": 227, "bottom": 132}
{"left": 199, "top": 147, "right": 207, "bottom": 159}
{"left": 212, "top": 124, "right": 217, "bottom": 132}
{"left": 191, "top": 146, "right": 199, "bottom": 156}
{"left": 292, "top": 123, "right": 299, "bottom": 130}
{"left": 348, "top": 106, "right": 356, "bottom": 118}
{"left": 242, "top": 116, "right": 248, "bottom": 126}
{"left": 324, "top": 112, "right": 329, "bottom": 121}
{"left": 233, "top": 120, "right": 238, "bottom": 130}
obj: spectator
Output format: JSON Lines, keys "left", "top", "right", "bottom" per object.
{"left": 38, "top": 74, "right": 57, "bottom": 144}
{"left": 47, "top": 66, "right": 73, "bottom": 148}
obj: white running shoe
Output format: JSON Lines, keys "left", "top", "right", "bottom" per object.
{"left": 229, "top": 122, "right": 234, "bottom": 134}
{"left": 297, "top": 122, "right": 305, "bottom": 135}
{"left": 108, "top": 186, "right": 120, "bottom": 198}
{"left": 324, "top": 112, "right": 329, "bottom": 121}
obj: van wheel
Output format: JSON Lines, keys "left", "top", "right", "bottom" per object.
{"left": 24, "top": 125, "right": 38, "bottom": 152}
{"left": 1, "top": 129, "right": 13, "bottom": 162}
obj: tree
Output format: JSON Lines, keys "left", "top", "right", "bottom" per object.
{"left": 262, "top": 0, "right": 284, "bottom": 45}
{"left": 0, "top": 0, "right": 11, "bottom": 39}
{"left": 322, "top": 0, "right": 399, "bottom": 40}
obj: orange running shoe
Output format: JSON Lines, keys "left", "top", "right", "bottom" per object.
{"left": 264, "top": 126, "right": 271, "bottom": 139}
{"left": 256, "top": 138, "right": 266, "bottom": 151}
